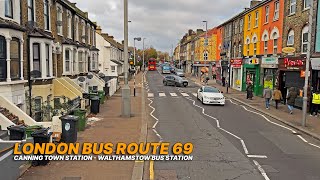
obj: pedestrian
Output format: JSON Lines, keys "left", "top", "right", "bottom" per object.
{"left": 222, "top": 77, "right": 226, "bottom": 87}
{"left": 286, "top": 87, "right": 298, "bottom": 114}
{"left": 311, "top": 90, "right": 320, "bottom": 117}
{"left": 263, "top": 86, "right": 272, "bottom": 109}
{"left": 246, "top": 82, "right": 253, "bottom": 100}
{"left": 273, "top": 87, "right": 283, "bottom": 109}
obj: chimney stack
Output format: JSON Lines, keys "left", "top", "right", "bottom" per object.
{"left": 196, "top": 29, "right": 204, "bottom": 35}
{"left": 122, "top": 40, "right": 124, "bottom": 45}
{"left": 250, "top": 0, "right": 261, "bottom": 8}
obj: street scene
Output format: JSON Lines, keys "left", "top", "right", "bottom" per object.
{"left": 2, "top": 0, "right": 320, "bottom": 180}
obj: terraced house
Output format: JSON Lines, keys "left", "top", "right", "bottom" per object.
{"left": 19, "top": 0, "right": 102, "bottom": 122}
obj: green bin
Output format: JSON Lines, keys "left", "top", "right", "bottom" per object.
{"left": 98, "top": 90, "right": 105, "bottom": 104}
{"left": 74, "top": 109, "right": 87, "bottom": 131}
{"left": 26, "top": 125, "right": 43, "bottom": 138}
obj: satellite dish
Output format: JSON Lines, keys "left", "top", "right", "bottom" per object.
{"left": 78, "top": 76, "right": 86, "bottom": 82}
{"left": 30, "top": 70, "right": 41, "bottom": 78}
{"left": 98, "top": 73, "right": 105, "bottom": 78}
{"left": 87, "top": 74, "right": 93, "bottom": 79}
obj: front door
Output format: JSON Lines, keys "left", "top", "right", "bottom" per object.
{"left": 246, "top": 70, "right": 256, "bottom": 86}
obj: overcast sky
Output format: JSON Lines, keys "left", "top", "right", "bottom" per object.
{"left": 71, "top": 0, "right": 252, "bottom": 53}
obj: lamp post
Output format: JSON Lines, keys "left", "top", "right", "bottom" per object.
{"left": 202, "top": 20, "right": 212, "bottom": 80}
{"left": 142, "top": 38, "right": 146, "bottom": 71}
{"left": 133, "top": 37, "right": 141, "bottom": 97}
{"left": 121, "top": 0, "right": 130, "bottom": 117}
{"left": 302, "top": 3, "right": 314, "bottom": 127}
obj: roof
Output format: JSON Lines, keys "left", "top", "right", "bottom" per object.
{"left": 0, "top": 17, "right": 25, "bottom": 32}
{"left": 199, "top": 28, "right": 218, "bottom": 38}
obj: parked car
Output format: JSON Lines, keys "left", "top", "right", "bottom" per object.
{"left": 197, "top": 86, "right": 225, "bottom": 105}
{"left": 174, "top": 69, "right": 185, "bottom": 77}
{"left": 163, "top": 75, "right": 189, "bottom": 87}
{"left": 162, "top": 66, "right": 171, "bottom": 74}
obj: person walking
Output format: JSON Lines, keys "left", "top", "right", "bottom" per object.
{"left": 263, "top": 86, "right": 272, "bottom": 109}
{"left": 311, "top": 90, "right": 320, "bottom": 117}
{"left": 286, "top": 87, "right": 298, "bottom": 114}
{"left": 246, "top": 82, "right": 253, "bottom": 100}
{"left": 273, "top": 87, "right": 283, "bottom": 109}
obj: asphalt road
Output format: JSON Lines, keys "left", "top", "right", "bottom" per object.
{"left": 145, "top": 70, "right": 320, "bottom": 180}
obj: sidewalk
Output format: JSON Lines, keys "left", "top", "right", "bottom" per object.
{"left": 187, "top": 73, "right": 320, "bottom": 141}
{"left": 21, "top": 72, "right": 146, "bottom": 180}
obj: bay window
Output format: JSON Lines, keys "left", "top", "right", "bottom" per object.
{"left": 0, "top": 36, "right": 6, "bottom": 81}
{"left": 73, "top": 49, "right": 77, "bottom": 73}
{"left": 45, "top": 44, "right": 50, "bottom": 77}
{"left": 33, "top": 43, "right": 40, "bottom": 71}
{"left": 5, "top": 0, "right": 13, "bottom": 18}
{"left": 10, "top": 38, "right": 20, "bottom": 79}
{"left": 79, "top": 51, "right": 84, "bottom": 72}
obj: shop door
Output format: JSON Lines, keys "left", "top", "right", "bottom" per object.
{"left": 279, "top": 71, "right": 287, "bottom": 104}
{"left": 246, "top": 70, "right": 256, "bottom": 87}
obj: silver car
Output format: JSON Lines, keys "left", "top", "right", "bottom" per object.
{"left": 174, "top": 69, "right": 185, "bottom": 77}
{"left": 163, "top": 75, "right": 188, "bottom": 87}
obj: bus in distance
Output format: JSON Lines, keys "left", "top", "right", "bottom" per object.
{"left": 148, "top": 58, "right": 157, "bottom": 71}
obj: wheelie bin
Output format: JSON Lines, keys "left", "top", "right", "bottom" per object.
{"left": 98, "top": 90, "right": 105, "bottom": 104}
{"left": 7, "top": 125, "right": 26, "bottom": 140}
{"left": 31, "top": 127, "right": 51, "bottom": 166}
{"left": 74, "top": 109, "right": 87, "bottom": 131}
{"left": 90, "top": 96, "right": 100, "bottom": 114}
{"left": 60, "top": 115, "right": 78, "bottom": 143}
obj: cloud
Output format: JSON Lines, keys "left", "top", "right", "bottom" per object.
{"left": 71, "top": 0, "right": 252, "bottom": 52}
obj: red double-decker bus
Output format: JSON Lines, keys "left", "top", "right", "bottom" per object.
{"left": 148, "top": 58, "right": 157, "bottom": 71}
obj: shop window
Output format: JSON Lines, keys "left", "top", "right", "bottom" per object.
{"left": 65, "top": 49, "right": 70, "bottom": 72}
{"left": 287, "top": 30, "right": 294, "bottom": 45}
{"left": 5, "top": 0, "right": 13, "bottom": 18}
{"left": 0, "top": 36, "right": 6, "bottom": 81}
{"left": 302, "top": 26, "right": 308, "bottom": 54}
{"left": 290, "top": 0, "right": 296, "bottom": 15}
{"left": 10, "top": 38, "right": 20, "bottom": 80}
{"left": 33, "top": 43, "right": 41, "bottom": 71}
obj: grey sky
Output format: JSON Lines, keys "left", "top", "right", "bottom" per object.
{"left": 71, "top": 0, "right": 252, "bottom": 53}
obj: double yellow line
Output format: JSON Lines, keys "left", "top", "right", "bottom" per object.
{"left": 150, "top": 160, "right": 154, "bottom": 180}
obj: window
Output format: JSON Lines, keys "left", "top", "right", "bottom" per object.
{"left": 87, "top": 25, "right": 91, "bottom": 44}
{"left": 203, "top": 51, "right": 208, "bottom": 60}
{"left": 255, "top": 11, "right": 259, "bottom": 27}
{"left": 44, "top": 0, "right": 50, "bottom": 30}
{"left": 290, "top": 0, "right": 296, "bottom": 14}
{"left": 239, "top": 44, "right": 242, "bottom": 57}
{"left": 73, "top": 49, "right": 76, "bottom": 72}
{"left": 265, "top": 6, "right": 269, "bottom": 23}
{"left": 229, "top": 24, "right": 232, "bottom": 37}
{"left": 234, "top": 21, "right": 238, "bottom": 34}
{"left": 233, "top": 45, "right": 237, "bottom": 57}
{"left": 45, "top": 44, "right": 50, "bottom": 77}
{"left": 247, "top": 44, "right": 250, "bottom": 55}
{"left": 0, "top": 36, "right": 6, "bottom": 81}
{"left": 264, "top": 40, "right": 268, "bottom": 54}
{"left": 240, "top": 18, "right": 243, "bottom": 31}
{"left": 28, "top": 0, "right": 35, "bottom": 21}
{"left": 33, "top": 43, "right": 40, "bottom": 71}
{"left": 75, "top": 17, "right": 79, "bottom": 41}
{"left": 65, "top": 49, "right": 70, "bottom": 72}
{"left": 253, "top": 37, "right": 257, "bottom": 55}
{"left": 78, "top": 51, "right": 83, "bottom": 72}
{"left": 92, "top": 29, "right": 95, "bottom": 45}
{"left": 274, "top": 1, "right": 280, "bottom": 20}
{"left": 67, "top": 12, "right": 72, "bottom": 38}
{"left": 82, "top": 22, "right": 86, "bottom": 43}
{"left": 248, "top": 15, "right": 251, "bottom": 29}
{"left": 92, "top": 54, "right": 96, "bottom": 70}
{"left": 272, "top": 32, "right": 278, "bottom": 54}
{"left": 10, "top": 38, "right": 20, "bottom": 79}
{"left": 56, "top": 6, "right": 62, "bottom": 35}
{"left": 304, "top": 0, "right": 311, "bottom": 9}
{"left": 302, "top": 26, "right": 309, "bottom": 53}
{"left": 287, "top": 30, "right": 294, "bottom": 45}
{"left": 5, "top": 0, "right": 13, "bottom": 18}
{"left": 111, "top": 66, "right": 116, "bottom": 72}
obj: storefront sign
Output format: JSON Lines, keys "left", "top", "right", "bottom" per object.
{"left": 261, "top": 57, "right": 278, "bottom": 65}
{"left": 282, "top": 47, "right": 296, "bottom": 54}
{"left": 284, "top": 58, "right": 304, "bottom": 67}
{"left": 311, "top": 58, "right": 320, "bottom": 70}
{"left": 245, "top": 58, "right": 259, "bottom": 65}
{"left": 230, "top": 59, "right": 242, "bottom": 68}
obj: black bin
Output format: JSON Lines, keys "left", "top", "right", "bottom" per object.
{"left": 31, "top": 128, "right": 51, "bottom": 166}
{"left": 7, "top": 125, "right": 26, "bottom": 140}
{"left": 60, "top": 115, "right": 78, "bottom": 143}
{"left": 90, "top": 96, "right": 100, "bottom": 114}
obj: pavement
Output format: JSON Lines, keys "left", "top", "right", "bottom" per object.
{"left": 186, "top": 74, "right": 320, "bottom": 141}
{"left": 144, "top": 69, "right": 320, "bottom": 180}
{"left": 20, "top": 71, "right": 147, "bottom": 180}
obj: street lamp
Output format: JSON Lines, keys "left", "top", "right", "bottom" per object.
{"left": 133, "top": 37, "right": 141, "bottom": 97}
{"left": 122, "top": 0, "right": 130, "bottom": 117}
{"left": 143, "top": 38, "right": 146, "bottom": 71}
{"left": 202, "top": 20, "right": 212, "bottom": 80}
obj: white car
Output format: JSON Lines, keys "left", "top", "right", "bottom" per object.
{"left": 197, "top": 86, "right": 225, "bottom": 105}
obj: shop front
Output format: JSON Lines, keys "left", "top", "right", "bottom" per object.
{"left": 261, "top": 57, "right": 279, "bottom": 90}
{"left": 215, "top": 61, "right": 222, "bottom": 84}
{"left": 230, "top": 59, "right": 243, "bottom": 91}
{"left": 241, "top": 58, "right": 262, "bottom": 96}
{"left": 278, "top": 57, "right": 306, "bottom": 109}
{"left": 217, "top": 60, "right": 229, "bottom": 86}
{"left": 311, "top": 58, "right": 320, "bottom": 91}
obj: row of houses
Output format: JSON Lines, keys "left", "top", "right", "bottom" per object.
{"left": 175, "top": 0, "right": 320, "bottom": 109}
{"left": 0, "top": 0, "right": 129, "bottom": 129}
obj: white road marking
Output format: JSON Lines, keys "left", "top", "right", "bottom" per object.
{"left": 181, "top": 93, "right": 189, "bottom": 97}
{"left": 192, "top": 93, "right": 197, "bottom": 97}
{"left": 170, "top": 93, "right": 177, "bottom": 97}
{"left": 247, "top": 155, "right": 268, "bottom": 159}
{"left": 253, "top": 160, "right": 270, "bottom": 180}
{"left": 148, "top": 93, "right": 154, "bottom": 97}
{"left": 148, "top": 98, "right": 163, "bottom": 142}
{"left": 309, "top": 143, "right": 320, "bottom": 149}
{"left": 0, "top": 150, "right": 13, "bottom": 162}
{"left": 240, "top": 139, "right": 249, "bottom": 154}
{"left": 159, "top": 93, "right": 166, "bottom": 97}
{"left": 297, "top": 135, "right": 308, "bottom": 143}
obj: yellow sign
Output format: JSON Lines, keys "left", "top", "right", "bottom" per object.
{"left": 130, "top": 61, "right": 134, "bottom": 65}
{"left": 282, "top": 47, "right": 296, "bottom": 54}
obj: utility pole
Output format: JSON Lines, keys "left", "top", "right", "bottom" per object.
{"left": 302, "top": 3, "right": 314, "bottom": 127}
{"left": 203, "top": 20, "right": 212, "bottom": 80}
{"left": 142, "top": 38, "right": 146, "bottom": 71}
{"left": 133, "top": 37, "right": 141, "bottom": 97}
{"left": 121, "top": 0, "right": 130, "bottom": 117}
